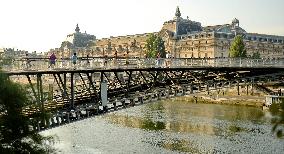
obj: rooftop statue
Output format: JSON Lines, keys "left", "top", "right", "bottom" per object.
{"left": 175, "top": 6, "right": 181, "bottom": 18}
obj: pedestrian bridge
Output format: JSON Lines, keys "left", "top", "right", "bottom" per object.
{"left": 1, "top": 57, "right": 284, "bottom": 131}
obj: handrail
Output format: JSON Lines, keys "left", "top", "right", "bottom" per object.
{"left": 1, "top": 57, "right": 284, "bottom": 72}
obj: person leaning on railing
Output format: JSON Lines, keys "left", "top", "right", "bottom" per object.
{"left": 71, "top": 53, "right": 78, "bottom": 69}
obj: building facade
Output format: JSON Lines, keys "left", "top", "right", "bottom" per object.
{"left": 52, "top": 7, "right": 284, "bottom": 59}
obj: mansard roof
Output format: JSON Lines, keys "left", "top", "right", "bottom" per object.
{"left": 203, "top": 24, "right": 246, "bottom": 34}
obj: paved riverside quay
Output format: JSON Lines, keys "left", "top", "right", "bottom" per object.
{"left": 2, "top": 58, "right": 284, "bottom": 131}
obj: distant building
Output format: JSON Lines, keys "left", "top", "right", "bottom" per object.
{"left": 1, "top": 48, "right": 28, "bottom": 59}
{"left": 0, "top": 48, "right": 4, "bottom": 58}
{"left": 50, "top": 24, "right": 96, "bottom": 59}
{"left": 54, "top": 7, "right": 284, "bottom": 59}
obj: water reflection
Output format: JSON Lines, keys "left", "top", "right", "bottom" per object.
{"left": 43, "top": 99, "right": 284, "bottom": 153}
{"left": 106, "top": 100, "right": 266, "bottom": 135}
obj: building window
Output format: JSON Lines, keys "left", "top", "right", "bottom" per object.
{"left": 206, "top": 41, "right": 208, "bottom": 44}
{"left": 221, "top": 53, "right": 224, "bottom": 58}
{"left": 205, "top": 53, "right": 208, "bottom": 58}
{"left": 191, "top": 53, "right": 194, "bottom": 58}
{"left": 185, "top": 54, "right": 187, "bottom": 58}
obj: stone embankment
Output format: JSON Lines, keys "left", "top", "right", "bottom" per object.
{"left": 174, "top": 94, "right": 265, "bottom": 108}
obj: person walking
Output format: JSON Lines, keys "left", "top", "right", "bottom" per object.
{"left": 71, "top": 53, "right": 78, "bottom": 69}
{"left": 25, "top": 53, "right": 31, "bottom": 69}
{"left": 49, "top": 52, "right": 57, "bottom": 69}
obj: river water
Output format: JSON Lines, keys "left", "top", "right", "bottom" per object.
{"left": 43, "top": 99, "right": 284, "bottom": 154}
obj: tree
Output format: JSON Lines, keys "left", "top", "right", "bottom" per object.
{"left": 145, "top": 34, "right": 166, "bottom": 58}
{"left": 251, "top": 51, "right": 261, "bottom": 59}
{"left": 270, "top": 99, "right": 284, "bottom": 138}
{"left": 60, "top": 41, "right": 73, "bottom": 49}
{"left": 0, "top": 72, "right": 55, "bottom": 153}
{"left": 229, "top": 35, "right": 247, "bottom": 58}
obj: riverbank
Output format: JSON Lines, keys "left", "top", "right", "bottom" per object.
{"left": 174, "top": 93, "right": 265, "bottom": 108}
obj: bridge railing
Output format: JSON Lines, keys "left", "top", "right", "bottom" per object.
{"left": 1, "top": 57, "right": 283, "bottom": 71}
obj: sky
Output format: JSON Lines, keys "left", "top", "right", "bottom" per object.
{"left": 0, "top": 0, "right": 283, "bottom": 53}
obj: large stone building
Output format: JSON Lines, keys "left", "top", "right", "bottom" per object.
{"left": 49, "top": 24, "right": 96, "bottom": 58}
{"left": 52, "top": 7, "right": 284, "bottom": 59}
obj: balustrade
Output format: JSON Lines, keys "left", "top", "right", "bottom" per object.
{"left": 1, "top": 57, "right": 283, "bottom": 72}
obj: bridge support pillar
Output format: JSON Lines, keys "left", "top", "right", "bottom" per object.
{"left": 174, "top": 87, "right": 178, "bottom": 96}
{"left": 183, "top": 85, "right": 188, "bottom": 96}
{"left": 251, "top": 79, "right": 254, "bottom": 95}
{"left": 56, "top": 115, "right": 60, "bottom": 125}
{"left": 246, "top": 80, "right": 249, "bottom": 95}
{"left": 206, "top": 84, "right": 209, "bottom": 95}
{"left": 37, "top": 122, "right": 40, "bottom": 131}
{"left": 138, "top": 96, "right": 144, "bottom": 104}
{"left": 190, "top": 84, "right": 193, "bottom": 94}
{"left": 101, "top": 80, "right": 108, "bottom": 112}
{"left": 67, "top": 113, "right": 70, "bottom": 123}
{"left": 113, "top": 101, "right": 117, "bottom": 110}
{"left": 87, "top": 110, "right": 90, "bottom": 117}
{"left": 165, "top": 88, "right": 169, "bottom": 98}
{"left": 122, "top": 98, "right": 126, "bottom": 108}
{"left": 77, "top": 111, "right": 81, "bottom": 120}
{"left": 158, "top": 90, "right": 162, "bottom": 100}
{"left": 130, "top": 98, "right": 134, "bottom": 107}
{"left": 237, "top": 81, "right": 240, "bottom": 95}
{"left": 70, "top": 73, "right": 75, "bottom": 109}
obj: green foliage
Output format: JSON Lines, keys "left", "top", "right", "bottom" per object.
{"left": 0, "top": 58, "right": 13, "bottom": 66}
{"left": 60, "top": 41, "right": 73, "bottom": 49}
{"left": 270, "top": 99, "right": 284, "bottom": 138}
{"left": 145, "top": 34, "right": 166, "bottom": 58}
{"left": 0, "top": 72, "right": 55, "bottom": 153}
{"left": 251, "top": 52, "right": 260, "bottom": 59}
{"left": 229, "top": 35, "right": 247, "bottom": 58}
